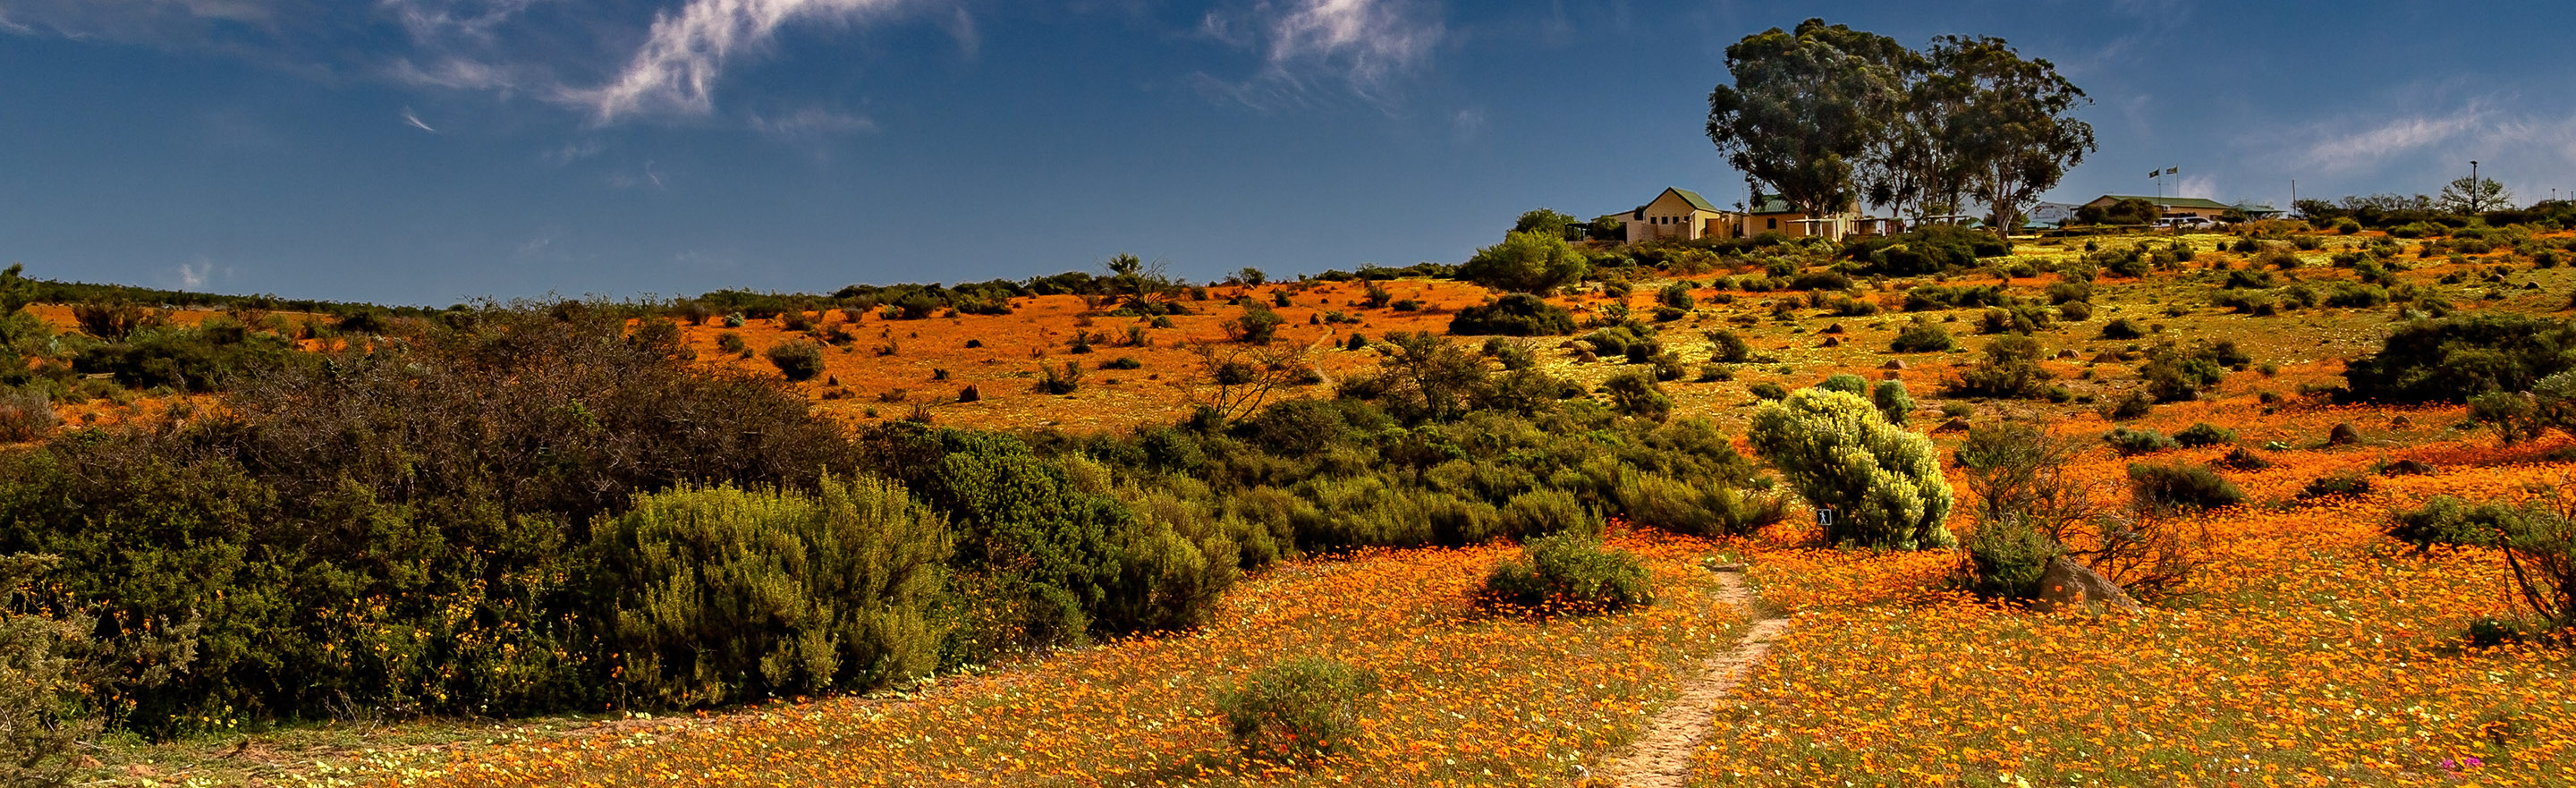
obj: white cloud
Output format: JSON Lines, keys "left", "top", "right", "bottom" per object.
{"left": 562, "top": 0, "right": 911, "bottom": 122}
{"left": 402, "top": 106, "right": 438, "bottom": 132}
{"left": 1200, "top": 0, "right": 1445, "bottom": 109}
{"left": 750, "top": 106, "right": 877, "bottom": 140}
{"left": 2174, "top": 174, "right": 2216, "bottom": 199}
{"left": 174, "top": 258, "right": 214, "bottom": 290}
{"left": 2301, "top": 110, "right": 2488, "bottom": 174}
{"left": 541, "top": 138, "right": 603, "bottom": 165}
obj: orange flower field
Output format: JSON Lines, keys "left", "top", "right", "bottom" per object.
{"left": 360, "top": 534, "right": 1744, "bottom": 787}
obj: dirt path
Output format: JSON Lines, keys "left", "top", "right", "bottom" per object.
{"left": 1593, "top": 563, "right": 1792, "bottom": 788}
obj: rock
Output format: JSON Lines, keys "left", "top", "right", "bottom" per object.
{"left": 1823, "top": 322, "right": 1846, "bottom": 335}
{"left": 1576, "top": 351, "right": 1599, "bottom": 364}
{"left": 2056, "top": 349, "right": 2080, "bottom": 360}
{"left": 1820, "top": 336, "right": 1843, "bottom": 347}
{"left": 2328, "top": 421, "right": 2360, "bottom": 445}
{"left": 2389, "top": 414, "right": 2412, "bottom": 428}
{"left": 1882, "top": 360, "right": 1907, "bottom": 370}
{"left": 1571, "top": 340, "right": 1595, "bottom": 353}
{"left": 2031, "top": 556, "right": 2140, "bottom": 614}
{"left": 2090, "top": 352, "right": 2123, "bottom": 363}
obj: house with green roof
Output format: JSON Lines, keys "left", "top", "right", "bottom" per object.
{"left": 1621, "top": 187, "right": 1877, "bottom": 243}
{"left": 2082, "top": 195, "right": 2237, "bottom": 221}
{"left": 1620, "top": 187, "right": 1733, "bottom": 243}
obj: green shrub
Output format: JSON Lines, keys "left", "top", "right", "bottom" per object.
{"left": 2388, "top": 496, "right": 2514, "bottom": 549}
{"left": 2103, "top": 427, "right": 2176, "bottom": 455}
{"left": 1946, "top": 335, "right": 2052, "bottom": 399}
{"left": 2297, "top": 473, "right": 2372, "bottom": 499}
{"left": 591, "top": 476, "right": 950, "bottom": 707}
{"left": 2098, "top": 318, "right": 2148, "bottom": 340}
{"left": 2173, "top": 422, "right": 2237, "bottom": 447}
{"left": 1657, "top": 282, "right": 1696, "bottom": 310}
{"left": 1749, "top": 389, "right": 1955, "bottom": 550}
{"left": 1871, "top": 379, "right": 1913, "bottom": 426}
{"left": 1966, "top": 515, "right": 2059, "bottom": 600}
{"left": 0, "top": 554, "right": 106, "bottom": 785}
{"left": 2127, "top": 462, "right": 2245, "bottom": 512}
{"left": 1748, "top": 381, "right": 1788, "bottom": 400}
{"left": 1705, "top": 329, "right": 1750, "bottom": 362}
{"left": 767, "top": 339, "right": 827, "bottom": 381}
{"left": 1615, "top": 471, "right": 1781, "bottom": 538}
{"left": 1496, "top": 488, "right": 1598, "bottom": 539}
{"left": 1480, "top": 530, "right": 1653, "bottom": 614}
{"left": 1448, "top": 293, "right": 1576, "bottom": 336}
{"left": 1890, "top": 319, "right": 1953, "bottom": 352}
{"left": 1226, "top": 303, "right": 1285, "bottom": 343}
{"left": 1817, "top": 373, "right": 1869, "bottom": 395}
{"left": 1037, "top": 360, "right": 1084, "bottom": 394}
{"left": 1603, "top": 371, "right": 1673, "bottom": 422}
{"left": 2343, "top": 314, "right": 2576, "bottom": 403}
{"left": 1215, "top": 657, "right": 1378, "bottom": 765}
{"left": 0, "top": 389, "right": 58, "bottom": 443}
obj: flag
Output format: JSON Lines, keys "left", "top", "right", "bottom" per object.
{"left": 2148, "top": 170, "right": 2158, "bottom": 178}
{"left": 2166, "top": 166, "right": 2179, "bottom": 175}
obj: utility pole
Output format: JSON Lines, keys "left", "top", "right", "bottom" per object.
{"left": 2471, "top": 160, "right": 2480, "bottom": 213}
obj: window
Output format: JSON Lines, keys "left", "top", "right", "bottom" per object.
{"left": 1767, "top": 217, "right": 1777, "bottom": 229}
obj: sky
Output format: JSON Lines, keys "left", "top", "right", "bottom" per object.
{"left": 4, "top": 1, "right": 2575, "bottom": 306}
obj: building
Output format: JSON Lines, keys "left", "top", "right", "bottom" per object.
{"left": 1738, "top": 193, "right": 1878, "bottom": 239}
{"left": 2082, "top": 195, "right": 2236, "bottom": 221}
{"left": 2026, "top": 201, "right": 2081, "bottom": 228}
{"left": 1621, "top": 187, "right": 1882, "bottom": 243}
{"left": 2232, "top": 201, "right": 2284, "bottom": 221}
{"left": 1620, "top": 187, "right": 1733, "bottom": 243}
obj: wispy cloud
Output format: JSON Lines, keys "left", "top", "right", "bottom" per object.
{"left": 541, "top": 138, "right": 604, "bottom": 165}
{"left": 173, "top": 258, "right": 215, "bottom": 290}
{"left": 2301, "top": 109, "right": 2490, "bottom": 174}
{"left": 402, "top": 106, "right": 438, "bottom": 132}
{"left": 750, "top": 106, "right": 877, "bottom": 140}
{"left": 1199, "top": 0, "right": 1445, "bottom": 109}
{"left": 563, "top": 0, "right": 912, "bottom": 122}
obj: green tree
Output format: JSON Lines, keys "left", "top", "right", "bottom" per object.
{"left": 1707, "top": 19, "right": 1912, "bottom": 221}
{"left": 1932, "top": 35, "right": 2097, "bottom": 234}
{"left": 1749, "top": 388, "right": 1955, "bottom": 549}
{"left": 1513, "top": 208, "right": 1582, "bottom": 241}
{"left": 2436, "top": 175, "right": 2513, "bottom": 215}
{"left": 2073, "top": 198, "right": 2160, "bottom": 226}
{"left": 1457, "top": 230, "right": 1589, "bottom": 295}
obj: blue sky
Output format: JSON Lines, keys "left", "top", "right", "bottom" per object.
{"left": 4, "top": 1, "right": 2572, "bottom": 305}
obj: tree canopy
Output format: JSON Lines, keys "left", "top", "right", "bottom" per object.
{"left": 1708, "top": 20, "right": 2094, "bottom": 233}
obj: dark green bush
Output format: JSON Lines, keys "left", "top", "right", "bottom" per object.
{"left": 1966, "top": 515, "right": 2059, "bottom": 600}
{"left": 1749, "top": 381, "right": 1788, "bottom": 400}
{"left": 1448, "top": 293, "right": 1575, "bottom": 336}
{"left": 1479, "top": 530, "right": 1652, "bottom": 613}
{"left": 1946, "top": 335, "right": 2052, "bottom": 399}
{"left": 2173, "top": 423, "right": 2237, "bottom": 447}
{"left": 2343, "top": 314, "right": 2576, "bottom": 403}
{"left": 1705, "top": 329, "right": 1750, "bottom": 362}
{"left": 2102, "top": 427, "right": 2177, "bottom": 455}
{"left": 1615, "top": 471, "right": 1782, "bottom": 538}
{"left": 2127, "top": 462, "right": 2245, "bottom": 512}
{"left": 1890, "top": 319, "right": 1953, "bottom": 352}
{"left": 767, "top": 339, "right": 827, "bottom": 381}
{"left": 2297, "top": 473, "right": 2372, "bottom": 500}
{"left": 2098, "top": 318, "right": 2148, "bottom": 340}
{"left": 2388, "top": 496, "right": 2514, "bottom": 549}
{"left": 590, "top": 476, "right": 949, "bottom": 707}
{"left": 1215, "top": 657, "right": 1378, "bottom": 764}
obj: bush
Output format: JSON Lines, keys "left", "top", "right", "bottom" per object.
{"left": 1748, "top": 381, "right": 1787, "bottom": 401}
{"left": 2498, "top": 496, "right": 2576, "bottom": 629}
{"left": 1749, "top": 389, "right": 1955, "bottom": 549}
{"left": 1705, "top": 329, "right": 1750, "bottom": 362}
{"left": 1657, "top": 282, "right": 1696, "bottom": 310}
{"left": 1966, "top": 515, "right": 2059, "bottom": 600}
{"left": 1890, "top": 319, "right": 1953, "bottom": 352}
{"left": 1947, "top": 335, "right": 2052, "bottom": 399}
{"left": 717, "top": 331, "right": 747, "bottom": 353}
{"left": 767, "top": 339, "right": 827, "bottom": 381}
{"left": 1602, "top": 371, "right": 1673, "bottom": 422}
{"left": 2343, "top": 314, "right": 2576, "bottom": 403}
{"left": 1615, "top": 471, "right": 1782, "bottom": 538}
{"left": 0, "top": 389, "right": 58, "bottom": 443}
{"left": 1459, "top": 230, "right": 1589, "bottom": 294}
{"left": 1226, "top": 303, "right": 1284, "bottom": 344}
{"left": 2173, "top": 422, "right": 2237, "bottom": 447}
{"left": 2389, "top": 496, "right": 2513, "bottom": 549}
{"left": 1817, "top": 373, "right": 1868, "bottom": 395}
{"left": 1037, "top": 360, "right": 1084, "bottom": 394}
{"left": 590, "top": 476, "right": 950, "bottom": 707}
{"left": 1448, "top": 293, "right": 1575, "bottom": 336}
{"left": 1480, "top": 530, "right": 1653, "bottom": 613}
{"left": 0, "top": 555, "right": 106, "bottom": 785}
{"left": 2102, "top": 428, "right": 2177, "bottom": 455}
{"left": 1496, "top": 488, "right": 1598, "bottom": 539}
{"left": 2098, "top": 318, "right": 2148, "bottom": 340}
{"left": 1871, "top": 379, "right": 1913, "bottom": 426}
{"left": 2297, "top": 473, "right": 2372, "bottom": 499}
{"left": 1215, "top": 657, "right": 1378, "bottom": 764}
{"left": 2127, "top": 462, "right": 2244, "bottom": 512}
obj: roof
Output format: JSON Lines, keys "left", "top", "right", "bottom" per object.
{"left": 2233, "top": 201, "right": 2283, "bottom": 214}
{"left": 1663, "top": 187, "right": 1720, "bottom": 212}
{"left": 1748, "top": 193, "right": 1796, "bottom": 214}
{"left": 2089, "top": 195, "right": 2234, "bottom": 210}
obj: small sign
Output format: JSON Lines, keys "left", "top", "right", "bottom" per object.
{"left": 1815, "top": 506, "right": 1835, "bottom": 529}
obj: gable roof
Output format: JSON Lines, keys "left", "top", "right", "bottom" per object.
{"left": 1660, "top": 187, "right": 1719, "bottom": 212}
{"left": 2090, "top": 195, "right": 2234, "bottom": 210}
{"left": 1748, "top": 193, "right": 1796, "bottom": 214}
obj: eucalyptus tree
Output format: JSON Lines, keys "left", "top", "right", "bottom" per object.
{"left": 1705, "top": 19, "right": 1912, "bottom": 221}
{"left": 1936, "top": 35, "right": 2096, "bottom": 233}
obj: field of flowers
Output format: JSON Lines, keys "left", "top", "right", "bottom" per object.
{"left": 1698, "top": 432, "right": 2576, "bottom": 787}
{"left": 353, "top": 532, "right": 1742, "bottom": 787}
